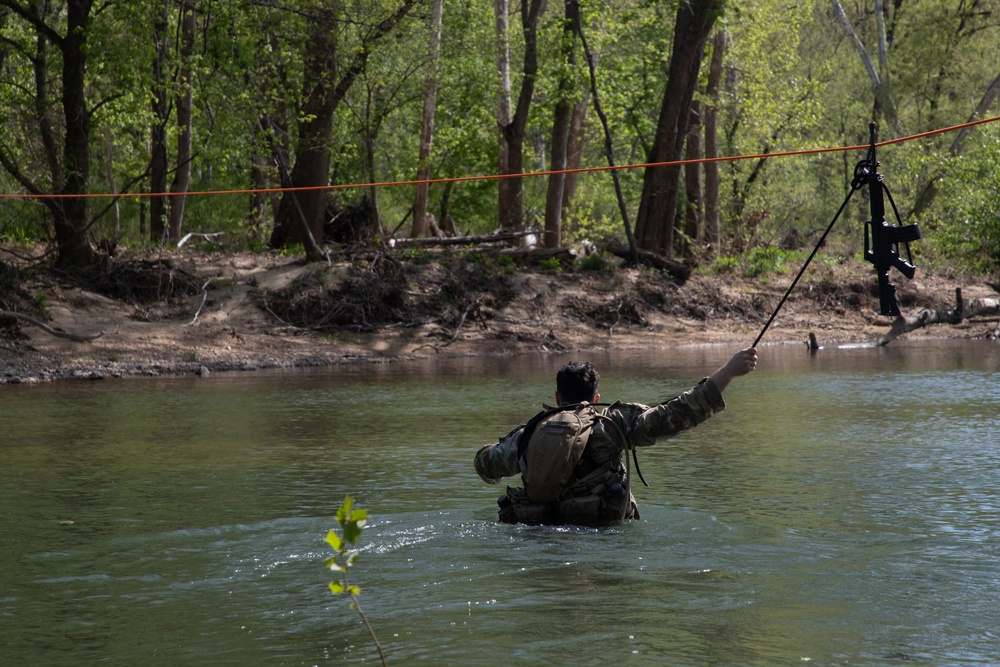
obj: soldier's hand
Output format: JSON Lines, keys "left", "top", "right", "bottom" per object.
{"left": 708, "top": 347, "right": 757, "bottom": 392}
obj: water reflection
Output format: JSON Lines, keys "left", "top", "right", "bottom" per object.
{"left": 2, "top": 339, "right": 1000, "bottom": 665}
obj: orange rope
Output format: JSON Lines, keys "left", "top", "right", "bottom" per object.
{"left": 3, "top": 115, "right": 998, "bottom": 201}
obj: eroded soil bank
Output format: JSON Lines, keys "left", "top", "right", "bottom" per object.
{"left": 1, "top": 249, "right": 997, "bottom": 384}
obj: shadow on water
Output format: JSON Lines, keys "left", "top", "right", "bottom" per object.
{"left": 2, "top": 339, "right": 999, "bottom": 665}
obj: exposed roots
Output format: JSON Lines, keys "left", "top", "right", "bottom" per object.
{"left": 252, "top": 255, "right": 517, "bottom": 332}
{"left": 73, "top": 257, "right": 202, "bottom": 304}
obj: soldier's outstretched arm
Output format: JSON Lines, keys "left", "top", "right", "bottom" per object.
{"left": 707, "top": 347, "right": 758, "bottom": 393}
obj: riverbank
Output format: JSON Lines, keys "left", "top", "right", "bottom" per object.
{"left": 2, "top": 249, "right": 997, "bottom": 384}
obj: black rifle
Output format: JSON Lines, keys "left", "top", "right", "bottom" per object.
{"left": 858, "top": 122, "right": 921, "bottom": 316}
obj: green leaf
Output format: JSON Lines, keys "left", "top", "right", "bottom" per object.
{"left": 347, "top": 585, "right": 361, "bottom": 595}
{"left": 324, "top": 529, "right": 343, "bottom": 552}
{"left": 343, "top": 522, "right": 363, "bottom": 544}
{"left": 336, "top": 496, "right": 355, "bottom": 527}
{"left": 329, "top": 581, "right": 346, "bottom": 595}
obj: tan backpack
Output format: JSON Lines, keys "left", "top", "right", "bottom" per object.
{"left": 518, "top": 404, "right": 600, "bottom": 503}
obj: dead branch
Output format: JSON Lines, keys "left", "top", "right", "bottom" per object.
{"left": 605, "top": 240, "right": 690, "bottom": 282}
{"left": 1, "top": 310, "right": 103, "bottom": 342}
{"left": 414, "top": 300, "right": 480, "bottom": 352}
{"left": 490, "top": 246, "right": 577, "bottom": 267}
{"left": 878, "top": 288, "right": 1000, "bottom": 345}
{"left": 177, "top": 232, "right": 225, "bottom": 248}
{"left": 391, "top": 228, "right": 539, "bottom": 248}
{"left": 188, "top": 280, "right": 211, "bottom": 325}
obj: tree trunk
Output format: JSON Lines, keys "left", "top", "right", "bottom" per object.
{"left": 167, "top": 0, "right": 196, "bottom": 242}
{"left": 703, "top": 28, "right": 726, "bottom": 254}
{"left": 360, "top": 88, "right": 382, "bottom": 239}
{"left": 103, "top": 125, "right": 120, "bottom": 241}
{"left": 561, "top": 94, "right": 590, "bottom": 224}
{"left": 494, "top": 0, "right": 513, "bottom": 230}
{"left": 497, "top": 0, "right": 545, "bottom": 231}
{"left": 269, "top": 0, "right": 417, "bottom": 260}
{"left": 571, "top": 0, "right": 637, "bottom": 262}
{"left": 633, "top": 0, "right": 719, "bottom": 258}
{"left": 681, "top": 100, "right": 703, "bottom": 258}
{"left": 411, "top": 0, "right": 444, "bottom": 239}
{"left": 54, "top": 0, "right": 97, "bottom": 268}
{"left": 543, "top": 0, "right": 575, "bottom": 248}
{"left": 149, "top": 0, "right": 169, "bottom": 243}
{"left": 273, "top": 15, "right": 337, "bottom": 259}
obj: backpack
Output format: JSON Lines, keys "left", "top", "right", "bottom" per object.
{"left": 517, "top": 403, "right": 601, "bottom": 503}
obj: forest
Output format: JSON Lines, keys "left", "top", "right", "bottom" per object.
{"left": 1, "top": 0, "right": 999, "bottom": 275}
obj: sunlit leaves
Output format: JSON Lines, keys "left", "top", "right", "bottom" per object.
{"left": 325, "top": 495, "right": 369, "bottom": 597}
{"left": 324, "top": 495, "right": 385, "bottom": 664}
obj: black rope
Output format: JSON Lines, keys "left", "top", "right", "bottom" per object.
{"left": 752, "top": 182, "right": 862, "bottom": 348}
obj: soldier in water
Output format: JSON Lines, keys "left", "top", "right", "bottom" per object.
{"left": 474, "top": 348, "right": 758, "bottom": 526}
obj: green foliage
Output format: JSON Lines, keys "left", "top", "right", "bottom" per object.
{"left": 576, "top": 253, "right": 606, "bottom": 272}
{"left": 278, "top": 244, "right": 304, "bottom": 258}
{"left": 325, "top": 496, "right": 386, "bottom": 665}
{"left": 712, "top": 255, "right": 741, "bottom": 274}
{"left": 743, "top": 246, "right": 790, "bottom": 278}
{"left": 537, "top": 257, "right": 562, "bottom": 272}
{"left": 463, "top": 250, "right": 516, "bottom": 274}
{"left": 928, "top": 128, "right": 1000, "bottom": 273}
{"left": 0, "top": 0, "right": 996, "bottom": 277}
{"left": 31, "top": 292, "right": 50, "bottom": 317}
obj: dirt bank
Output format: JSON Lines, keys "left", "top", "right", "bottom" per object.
{"left": 1, "top": 249, "right": 997, "bottom": 384}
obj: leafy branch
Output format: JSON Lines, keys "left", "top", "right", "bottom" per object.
{"left": 324, "top": 496, "right": 387, "bottom": 666}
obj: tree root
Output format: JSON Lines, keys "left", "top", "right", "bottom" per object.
{"left": 1, "top": 310, "right": 103, "bottom": 342}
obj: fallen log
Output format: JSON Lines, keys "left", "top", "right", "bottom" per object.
{"left": 878, "top": 288, "right": 1000, "bottom": 345}
{"left": 0, "top": 310, "right": 104, "bottom": 342}
{"left": 605, "top": 240, "right": 690, "bottom": 282}
{"left": 489, "top": 246, "right": 577, "bottom": 267}
{"left": 391, "top": 228, "right": 539, "bottom": 248}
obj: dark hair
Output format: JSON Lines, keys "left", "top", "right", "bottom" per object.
{"left": 556, "top": 361, "right": 600, "bottom": 404}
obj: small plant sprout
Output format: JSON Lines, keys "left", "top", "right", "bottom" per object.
{"left": 325, "top": 496, "right": 386, "bottom": 666}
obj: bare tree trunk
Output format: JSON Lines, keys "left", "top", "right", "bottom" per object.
{"left": 561, "top": 93, "right": 590, "bottom": 224}
{"left": 543, "top": 0, "right": 575, "bottom": 248}
{"left": 103, "top": 124, "right": 120, "bottom": 242}
{"left": 411, "top": 0, "right": 444, "bottom": 239}
{"left": 0, "top": 0, "right": 96, "bottom": 267}
{"left": 633, "top": 0, "right": 717, "bottom": 258}
{"left": 149, "top": 0, "right": 169, "bottom": 243}
{"left": 269, "top": 0, "right": 417, "bottom": 260}
{"left": 571, "top": 0, "right": 637, "bottom": 262}
{"left": 361, "top": 87, "right": 382, "bottom": 236}
{"left": 703, "top": 28, "right": 726, "bottom": 255}
{"left": 829, "top": 0, "right": 902, "bottom": 137}
{"left": 167, "top": 0, "right": 196, "bottom": 242}
{"left": 494, "top": 0, "right": 513, "bottom": 229}
{"left": 497, "top": 0, "right": 545, "bottom": 231}
{"left": 273, "top": 12, "right": 336, "bottom": 259}
{"left": 681, "top": 100, "right": 703, "bottom": 258}
{"left": 249, "top": 150, "right": 272, "bottom": 237}
{"left": 55, "top": 0, "right": 97, "bottom": 267}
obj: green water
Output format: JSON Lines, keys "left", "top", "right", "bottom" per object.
{"left": 2, "top": 340, "right": 999, "bottom": 665}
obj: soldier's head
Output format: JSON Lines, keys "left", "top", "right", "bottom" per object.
{"left": 555, "top": 361, "right": 600, "bottom": 405}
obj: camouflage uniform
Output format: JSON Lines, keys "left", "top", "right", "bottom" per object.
{"left": 475, "top": 378, "right": 726, "bottom": 526}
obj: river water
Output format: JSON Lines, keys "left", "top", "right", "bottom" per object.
{"left": 2, "top": 339, "right": 999, "bottom": 666}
